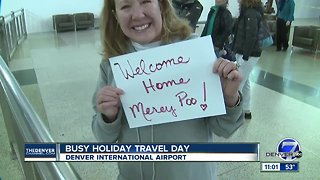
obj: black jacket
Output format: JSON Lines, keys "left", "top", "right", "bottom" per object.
{"left": 201, "top": 6, "right": 233, "bottom": 50}
{"left": 233, "top": 6, "right": 263, "bottom": 60}
{"left": 172, "top": 0, "right": 203, "bottom": 31}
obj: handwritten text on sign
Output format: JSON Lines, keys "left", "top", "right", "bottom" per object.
{"left": 109, "top": 36, "right": 226, "bottom": 128}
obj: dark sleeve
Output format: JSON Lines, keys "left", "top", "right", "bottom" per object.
{"left": 242, "top": 11, "right": 259, "bottom": 60}
{"left": 201, "top": 9, "right": 212, "bottom": 37}
{"left": 214, "top": 9, "right": 233, "bottom": 49}
{"left": 288, "top": 1, "right": 295, "bottom": 21}
{"left": 185, "top": 1, "right": 203, "bottom": 30}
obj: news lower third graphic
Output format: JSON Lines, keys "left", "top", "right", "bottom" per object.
{"left": 24, "top": 144, "right": 57, "bottom": 161}
{"left": 262, "top": 138, "right": 302, "bottom": 172}
{"left": 24, "top": 143, "right": 260, "bottom": 162}
{"left": 261, "top": 162, "right": 299, "bottom": 172}
{"left": 265, "top": 138, "right": 302, "bottom": 161}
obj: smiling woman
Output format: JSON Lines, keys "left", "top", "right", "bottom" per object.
{"left": 92, "top": 0, "right": 244, "bottom": 179}
{"left": 114, "top": 0, "right": 163, "bottom": 44}
{"left": 100, "top": 0, "right": 192, "bottom": 59}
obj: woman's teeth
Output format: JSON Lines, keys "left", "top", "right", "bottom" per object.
{"left": 134, "top": 24, "right": 149, "bottom": 31}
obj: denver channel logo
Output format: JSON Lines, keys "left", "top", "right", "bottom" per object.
{"left": 25, "top": 144, "right": 56, "bottom": 157}
{"left": 266, "top": 138, "right": 302, "bottom": 161}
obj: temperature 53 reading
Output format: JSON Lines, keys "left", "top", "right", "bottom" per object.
{"left": 286, "top": 163, "right": 296, "bottom": 170}
{"left": 282, "top": 162, "right": 299, "bottom": 171}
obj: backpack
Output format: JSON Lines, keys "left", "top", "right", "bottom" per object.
{"left": 258, "top": 17, "right": 273, "bottom": 48}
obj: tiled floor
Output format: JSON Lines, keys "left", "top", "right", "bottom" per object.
{"left": 1, "top": 18, "right": 320, "bottom": 179}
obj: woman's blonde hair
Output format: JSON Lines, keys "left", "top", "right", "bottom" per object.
{"left": 100, "top": 0, "right": 193, "bottom": 59}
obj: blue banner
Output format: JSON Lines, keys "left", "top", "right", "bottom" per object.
{"left": 25, "top": 143, "right": 56, "bottom": 158}
{"left": 59, "top": 143, "right": 259, "bottom": 153}
{"left": 280, "top": 162, "right": 299, "bottom": 171}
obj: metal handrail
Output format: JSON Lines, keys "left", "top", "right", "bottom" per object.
{"left": 0, "top": 56, "right": 80, "bottom": 179}
{"left": 0, "top": 9, "right": 27, "bottom": 64}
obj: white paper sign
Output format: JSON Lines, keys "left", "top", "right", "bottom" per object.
{"left": 110, "top": 36, "right": 226, "bottom": 128}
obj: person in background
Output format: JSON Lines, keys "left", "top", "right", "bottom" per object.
{"left": 232, "top": 0, "right": 263, "bottom": 119}
{"left": 201, "top": 0, "right": 234, "bottom": 61}
{"left": 172, "top": 0, "right": 203, "bottom": 32}
{"left": 275, "top": 0, "right": 295, "bottom": 51}
{"left": 92, "top": 0, "right": 244, "bottom": 179}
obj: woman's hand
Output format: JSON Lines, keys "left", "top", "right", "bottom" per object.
{"left": 96, "top": 86, "right": 124, "bottom": 122}
{"left": 213, "top": 58, "right": 242, "bottom": 107}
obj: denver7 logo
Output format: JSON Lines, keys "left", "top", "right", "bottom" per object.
{"left": 277, "top": 138, "right": 301, "bottom": 161}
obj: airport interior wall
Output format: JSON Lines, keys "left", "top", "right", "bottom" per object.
{"left": 0, "top": 0, "right": 319, "bottom": 34}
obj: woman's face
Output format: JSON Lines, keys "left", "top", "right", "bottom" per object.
{"left": 114, "top": 0, "right": 163, "bottom": 44}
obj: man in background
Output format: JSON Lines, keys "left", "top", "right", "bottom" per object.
{"left": 276, "top": 0, "right": 295, "bottom": 51}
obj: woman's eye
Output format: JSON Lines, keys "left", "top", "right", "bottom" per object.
{"left": 120, "top": 5, "right": 130, "bottom": 10}
{"left": 141, "top": 0, "right": 151, "bottom": 4}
